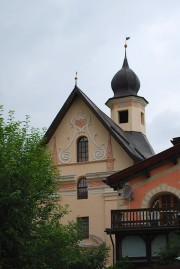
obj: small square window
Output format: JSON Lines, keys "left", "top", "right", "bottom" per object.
{"left": 119, "top": 110, "right": 128, "bottom": 123}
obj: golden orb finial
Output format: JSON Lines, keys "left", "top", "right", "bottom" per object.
{"left": 124, "top": 36, "right": 130, "bottom": 48}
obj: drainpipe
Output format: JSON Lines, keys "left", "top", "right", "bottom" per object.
{"left": 109, "top": 232, "right": 115, "bottom": 266}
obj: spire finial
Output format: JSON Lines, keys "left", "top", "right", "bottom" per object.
{"left": 124, "top": 37, "right": 130, "bottom": 58}
{"left": 74, "top": 71, "right": 78, "bottom": 86}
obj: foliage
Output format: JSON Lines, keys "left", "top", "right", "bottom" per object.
{"left": 69, "top": 243, "right": 109, "bottom": 269}
{"left": 0, "top": 107, "right": 109, "bottom": 269}
{"left": 26, "top": 220, "right": 109, "bottom": 269}
{"left": 157, "top": 231, "right": 180, "bottom": 265}
{"left": 26, "top": 220, "right": 82, "bottom": 269}
{"left": 0, "top": 108, "right": 64, "bottom": 268}
{"left": 107, "top": 256, "right": 134, "bottom": 269}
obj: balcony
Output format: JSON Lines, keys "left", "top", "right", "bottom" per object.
{"left": 111, "top": 207, "right": 180, "bottom": 231}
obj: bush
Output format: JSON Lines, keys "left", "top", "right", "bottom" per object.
{"left": 69, "top": 243, "right": 109, "bottom": 269}
{"left": 107, "top": 256, "right": 134, "bottom": 269}
{"left": 157, "top": 231, "right": 180, "bottom": 265}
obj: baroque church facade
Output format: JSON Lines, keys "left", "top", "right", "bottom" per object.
{"left": 45, "top": 46, "right": 155, "bottom": 264}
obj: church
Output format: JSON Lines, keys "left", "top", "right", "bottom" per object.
{"left": 44, "top": 42, "right": 177, "bottom": 265}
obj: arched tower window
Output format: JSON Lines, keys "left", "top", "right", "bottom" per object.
{"left": 77, "top": 136, "right": 88, "bottom": 162}
{"left": 77, "top": 178, "right": 88, "bottom": 199}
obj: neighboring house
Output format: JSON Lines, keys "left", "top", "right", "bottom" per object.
{"left": 44, "top": 46, "right": 154, "bottom": 264}
{"left": 105, "top": 138, "right": 180, "bottom": 266}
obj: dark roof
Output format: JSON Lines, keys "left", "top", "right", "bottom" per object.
{"left": 126, "top": 131, "right": 154, "bottom": 159}
{"left": 171, "top": 137, "right": 180, "bottom": 145}
{"left": 111, "top": 50, "right": 140, "bottom": 98}
{"left": 44, "top": 86, "right": 154, "bottom": 162}
{"left": 106, "top": 142, "right": 180, "bottom": 190}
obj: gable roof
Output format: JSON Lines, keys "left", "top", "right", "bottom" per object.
{"left": 44, "top": 86, "right": 154, "bottom": 162}
{"left": 105, "top": 142, "right": 180, "bottom": 190}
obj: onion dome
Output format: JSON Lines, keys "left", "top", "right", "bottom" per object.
{"left": 111, "top": 49, "right": 140, "bottom": 98}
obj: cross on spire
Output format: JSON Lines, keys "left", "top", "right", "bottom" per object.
{"left": 74, "top": 71, "right": 78, "bottom": 86}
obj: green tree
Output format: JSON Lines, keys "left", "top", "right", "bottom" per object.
{"left": 0, "top": 108, "right": 64, "bottom": 268}
{"left": 27, "top": 220, "right": 82, "bottom": 269}
{"left": 157, "top": 231, "right": 180, "bottom": 265}
{"left": 0, "top": 108, "right": 109, "bottom": 269}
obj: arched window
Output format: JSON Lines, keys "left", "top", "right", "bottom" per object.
{"left": 151, "top": 193, "right": 180, "bottom": 209}
{"left": 77, "top": 136, "right": 88, "bottom": 162}
{"left": 151, "top": 193, "right": 180, "bottom": 226}
{"left": 77, "top": 178, "right": 88, "bottom": 199}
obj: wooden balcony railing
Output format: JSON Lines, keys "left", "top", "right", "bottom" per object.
{"left": 111, "top": 207, "right": 180, "bottom": 229}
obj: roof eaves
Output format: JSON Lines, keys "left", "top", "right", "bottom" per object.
{"left": 106, "top": 95, "right": 149, "bottom": 106}
{"left": 44, "top": 86, "right": 80, "bottom": 143}
{"left": 106, "top": 143, "right": 180, "bottom": 188}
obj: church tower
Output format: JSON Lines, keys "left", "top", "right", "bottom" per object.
{"left": 106, "top": 42, "right": 148, "bottom": 135}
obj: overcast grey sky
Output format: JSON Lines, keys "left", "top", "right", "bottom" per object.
{"left": 1, "top": 0, "right": 180, "bottom": 153}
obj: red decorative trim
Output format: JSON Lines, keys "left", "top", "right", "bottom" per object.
{"left": 106, "top": 134, "right": 114, "bottom": 171}
{"left": 60, "top": 183, "right": 76, "bottom": 190}
{"left": 53, "top": 136, "right": 60, "bottom": 165}
{"left": 56, "top": 159, "right": 106, "bottom": 167}
{"left": 88, "top": 181, "right": 105, "bottom": 188}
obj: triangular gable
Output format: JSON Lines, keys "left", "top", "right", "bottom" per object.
{"left": 44, "top": 86, "right": 154, "bottom": 162}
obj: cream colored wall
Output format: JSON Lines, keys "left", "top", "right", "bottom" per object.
{"left": 111, "top": 136, "right": 134, "bottom": 170}
{"left": 47, "top": 96, "right": 135, "bottom": 265}
{"left": 104, "top": 192, "right": 118, "bottom": 265}
{"left": 61, "top": 191, "right": 105, "bottom": 238}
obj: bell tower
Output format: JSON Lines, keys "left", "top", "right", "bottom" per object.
{"left": 106, "top": 39, "right": 148, "bottom": 135}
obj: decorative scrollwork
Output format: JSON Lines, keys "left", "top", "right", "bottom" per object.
{"left": 58, "top": 136, "right": 75, "bottom": 164}
{"left": 58, "top": 111, "right": 106, "bottom": 163}
{"left": 87, "top": 130, "right": 106, "bottom": 161}
{"left": 93, "top": 147, "right": 106, "bottom": 160}
{"left": 59, "top": 149, "right": 71, "bottom": 163}
{"left": 71, "top": 111, "right": 90, "bottom": 133}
